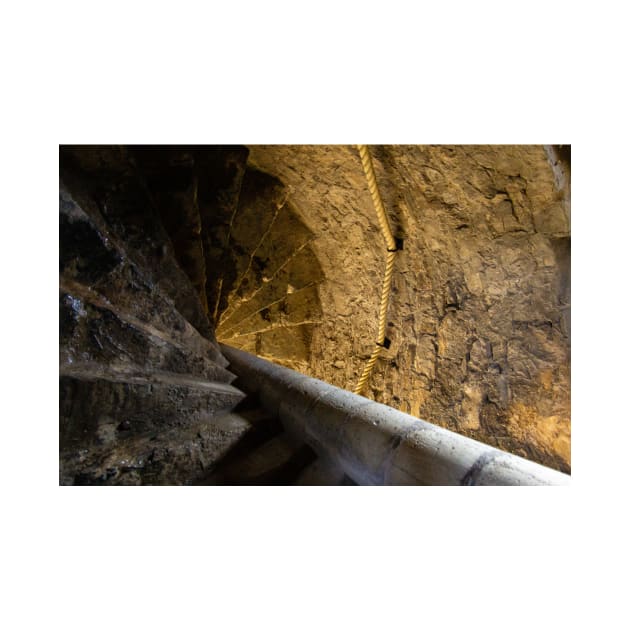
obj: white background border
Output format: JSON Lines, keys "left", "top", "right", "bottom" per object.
{"left": 3, "top": 1, "right": 627, "bottom": 628}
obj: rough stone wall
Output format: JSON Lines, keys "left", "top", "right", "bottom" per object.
{"left": 243, "top": 145, "right": 571, "bottom": 472}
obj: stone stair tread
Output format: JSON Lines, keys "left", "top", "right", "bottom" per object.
{"left": 293, "top": 458, "right": 346, "bottom": 485}
{"left": 59, "top": 362, "right": 243, "bottom": 394}
{"left": 195, "top": 146, "right": 250, "bottom": 324}
{"left": 59, "top": 180, "right": 219, "bottom": 364}
{"left": 130, "top": 147, "right": 210, "bottom": 315}
{"left": 207, "top": 166, "right": 288, "bottom": 323}
{"left": 60, "top": 289, "right": 235, "bottom": 384}
{"left": 233, "top": 406, "right": 277, "bottom": 424}
{"left": 60, "top": 368, "right": 246, "bottom": 456}
{"left": 208, "top": 433, "right": 314, "bottom": 484}
{"left": 217, "top": 245, "right": 323, "bottom": 336}
{"left": 235, "top": 434, "right": 297, "bottom": 475}
{"left": 60, "top": 411, "right": 254, "bottom": 486}
{"left": 222, "top": 203, "right": 314, "bottom": 310}
{"left": 60, "top": 148, "right": 213, "bottom": 339}
{"left": 191, "top": 405, "right": 285, "bottom": 486}
{"left": 58, "top": 193, "right": 227, "bottom": 367}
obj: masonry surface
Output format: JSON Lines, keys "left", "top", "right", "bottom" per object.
{"left": 59, "top": 145, "right": 571, "bottom": 483}
{"left": 243, "top": 145, "right": 571, "bottom": 473}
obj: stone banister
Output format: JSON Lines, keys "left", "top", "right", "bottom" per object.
{"left": 220, "top": 345, "right": 570, "bottom": 486}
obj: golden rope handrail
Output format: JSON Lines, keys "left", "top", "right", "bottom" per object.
{"left": 353, "top": 145, "right": 398, "bottom": 395}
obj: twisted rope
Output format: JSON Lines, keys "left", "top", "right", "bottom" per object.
{"left": 353, "top": 145, "right": 398, "bottom": 395}
{"left": 357, "top": 145, "right": 397, "bottom": 252}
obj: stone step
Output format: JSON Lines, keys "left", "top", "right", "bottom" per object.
{"left": 205, "top": 433, "right": 316, "bottom": 485}
{"left": 293, "top": 458, "right": 347, "bottom": 485}
{"left": 226, "top": 323, "right": 316, "bottom": 372}
{"left": 59, "top": 364, "right": 246, "bottom": 454}
{"left": 60, "top": 411, "right": 254, "bottom": 486}
{"left": 192, "top": 401, "right": 286, "bottom": 486}
{"left": 59, "top": 185, "right": 227, "bottom": 367}
{"left": 130, "top": 147, "right": 209, "bottom": 315}
{"left": 60, "top": 147, "right": 213, "bottom": 340}
{"left": 236, "top": 406, "right": 278, "bottom": 425}
{"left": 194, "top": 146, "right": 250, "bottom": 324}
{"left": 216, "top": 245, "right": 324, "bottom": 336}
{"left": 204, "top": 165, "right": 287, "bottom": 323}
{"left": 219, "top": 284, "right": 322, "bottom": 340}
{"left": 60, "top": 289, "right": 235, "bottom": 384}
{"left": 224, "top": 201, "right": 314, "bottom": 307}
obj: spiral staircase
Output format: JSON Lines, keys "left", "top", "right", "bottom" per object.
{"left": 59, "top": 145, "right": 350, "bottom": 485}
{"left": 59, "top": 145, "right": 570, "bottom": 486}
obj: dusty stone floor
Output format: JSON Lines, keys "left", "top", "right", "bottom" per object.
{"left": 224, "top": 145, "right": 571, "bottom": 473}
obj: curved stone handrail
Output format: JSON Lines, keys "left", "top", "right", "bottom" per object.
{"left": 221, "top": 344, "right": 570, "bottom": 486}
